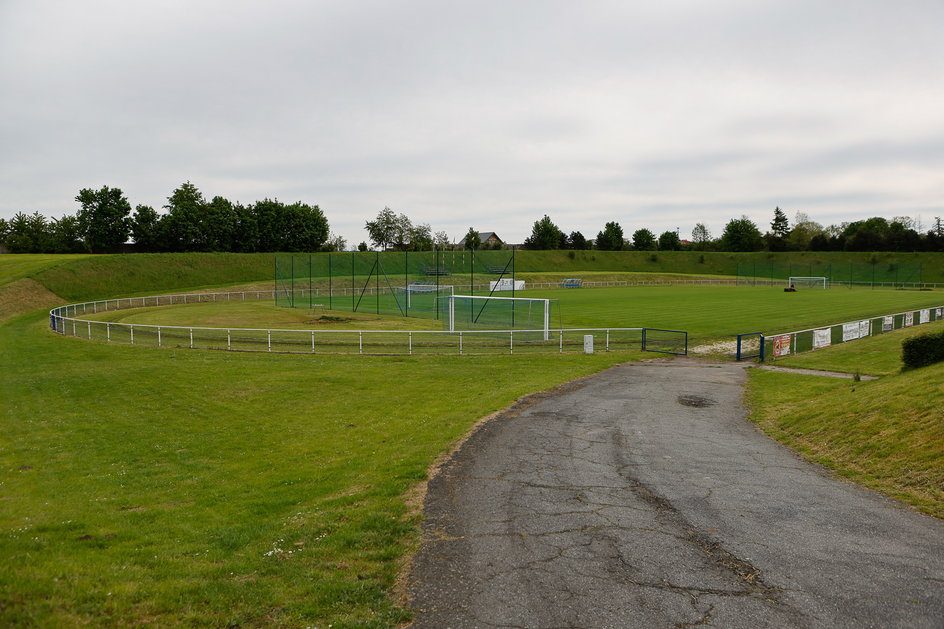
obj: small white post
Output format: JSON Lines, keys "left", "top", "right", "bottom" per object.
{"left": 559, "top": 330, "right": 563, "bottom": 353}
{"left": 228, "top": 330, "right": 231, "bottom": 351}
{"left": 606, "top": 329, "right": 610, "bottom": 351}
{"left": 459, "top": 331, "right": 463, "bottom": 355}
{"left": 510, "top": 330, "right": 513, "bottom": 354}
{"left": 267, "top": 330, "right": 271, "bottom": 352}
{"left": 584, "top": 335, "right": 594, "bottom": 354}
{"left": 158, "top": 327, "right": 162, "bottom": 347}
{"left": 88, "top": 321, "right": 91, "bottom": 339}
{"left": 107, "top": 324, "right": 111, "bottom": 342}
{"left": 359, "top": 331, "right": 363, "bottom": 354}
{"left": 409, "top": 332, "right": 413, "bottom": 355}
{"left": 190, "top": 329, "right": 193, "bottom": 349}
{"left": 311, "top": 330, "right": 315, "bottom": 353}
{"left": 130, "top": 325, "right": 134, "bottom": 344}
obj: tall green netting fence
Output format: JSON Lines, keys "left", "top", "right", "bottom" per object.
{"left": 736, "top": 261, "right": 923, "bottom": 287}
{"left": 275, "top": 249, "right": 523, "bottom": 327}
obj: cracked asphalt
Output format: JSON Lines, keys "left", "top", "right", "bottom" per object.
{"left": 408, "top": 359, "right": 944, "bottom": 628}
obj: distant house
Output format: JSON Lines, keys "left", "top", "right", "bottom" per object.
{"left": 478, "top": 232, "right": 503, "bottom": 247}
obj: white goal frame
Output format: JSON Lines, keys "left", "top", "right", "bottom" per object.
{"left": 443, "top": 294, "right": 551, "bottom": 340}
{"left": 404, "top": 283, "right": 454, "bottom": 308}
{"left": 788, "top": 276, "right": 829, "bottom": 289}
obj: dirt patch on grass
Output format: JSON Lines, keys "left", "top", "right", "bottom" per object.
{"left": 0, "top": 278, "right": 65, "bottom": 323}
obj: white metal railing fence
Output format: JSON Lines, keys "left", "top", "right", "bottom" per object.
{"left": 761, "top": 305, "right": 944, "bottom": 360}
{"left": 48, "top": 291, "right": 646, "bottom": 355}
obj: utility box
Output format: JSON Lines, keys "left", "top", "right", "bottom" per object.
{"left": 584, "top": 334, "right": 594, "bottom": 354}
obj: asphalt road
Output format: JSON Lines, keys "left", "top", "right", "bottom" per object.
{"left": 408, "top": 359, "right": 944, "bottom": 628}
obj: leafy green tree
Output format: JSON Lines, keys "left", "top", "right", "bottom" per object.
{"left": 48, "top": 214, "right": 85, "bottom": 253}
{"left": 631, "top": 228, "right": 657, "bottom": 251}
{"left": 408, "top": 223, "right": 433, "bottom": 251}
{"left": 658, "top": 230, "right": 682, "bottom": 251}
{"left": 524, "top": 215, "right": 563, "bottom": 250}
{"left": 131, "top": 204, "right": 162, "bottom": 251}
{"left": 0, "top": 218, "right": 9, "bottom": 245}
{"left": 321, "top": 232, "right": 347, "bottom": 252}
{"left": 434, "top": 230, "right": 451, "bottom": 249}
{"left": 464, "top": 227, "right": 481, "bottom": 250}
{"left": 786, "top": 212, "right": 823, "bottom": 251}
{"left": 75, "top": 185, "right": 132, "bottom": 252}
{"left": 357, "top": 241, "right": 369, "bottom": 252}
{"left": 233, "top": 203, "right": 258, "bottom": 252}
{"left": 6, "top": 211, "right": 51, "bottom": 252}
{"left": 568, "top": 231, "right": 589, "bottom": 250}
{"left": 161, "top": 182, "right": 206, "bottom": 251}
{"left": 691, "top": 222, "right": 712, "bottom": 250}
{"left": 365, "top": 207, "right": 398, "bottom": 250}
{"left": 721, "top": 216, "right": 763, "bottom": 252}
{"left": 595, "top": 222, "right": 623, "bottom": 250}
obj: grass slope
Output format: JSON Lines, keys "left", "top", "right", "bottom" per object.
{"left": 0, "top": 310, "right": 631, "bottom": 627}
{"left": 748, "top": 322, "right": 944, "bottom": 518}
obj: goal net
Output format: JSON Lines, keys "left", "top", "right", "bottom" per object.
{"left": 439, "top": 295, "right": 556, "bottom": 340}
{"left": 788, "top": 276, "right": 829, "bottom": 289}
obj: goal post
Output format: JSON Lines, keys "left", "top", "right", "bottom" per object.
{"left": 440, "top": 294, "right": 554, "bottom": 340}
{"left": 404, "top": 283, "right": 453, "bottom": 309}
{"left": 788, "top": 276, "right": 829, "bottom": 289}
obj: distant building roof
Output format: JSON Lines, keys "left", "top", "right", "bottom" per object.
{"left": 478, "top": 232, "right": 502, "bottom": 242}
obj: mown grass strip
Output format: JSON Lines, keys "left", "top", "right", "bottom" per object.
{"left": 0, "top": 310, "right": 633, "bottom": 627}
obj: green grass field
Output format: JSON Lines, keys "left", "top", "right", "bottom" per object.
{"left": 747, "top": 328, "right": 944, "bottom": 517}
{"left": 3, "top": 252, "right": 943, "bottom": 627}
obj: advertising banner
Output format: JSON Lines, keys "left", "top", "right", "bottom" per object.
{"left": 859, "top": 320, "right": 870, "bottom": 338}
{"left": 920, "top": 309, "right": 930, "bottom": 324}
{"left": 937, "top": 308, "right": 942, "bottom": 318}
{"left": 904, "top": 312, "right": 914, "bottom": 327}
{"left": 842, "top": 322, "right": 860, "bottom": 342}
{"left": 772, "top": 334, "right": 791, "bottom": 357}
{"left": 813, "top": 328, "right": 831, "bottom": 349}
{"left": 882, "top": 316, "right": 894, "bottom": 332}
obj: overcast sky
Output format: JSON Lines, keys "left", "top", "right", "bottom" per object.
{"left": 2, "top": 0, "right": 942, "bottom": 247}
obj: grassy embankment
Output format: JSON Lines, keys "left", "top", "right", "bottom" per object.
{"left": 1, "top": 255, "right": 633, "bottom": 627}
{"left": 748, "top": 320, "right": 944, "bottom": 518}
{"left": 2, "top": 252, "right": 942, "bottom": 626}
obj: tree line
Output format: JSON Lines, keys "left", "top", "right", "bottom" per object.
{"left": 0, "top": 183, "right": 337, "bottom": 254}
{"left": 504, "top": 209, "right": 944, "bottom": 253}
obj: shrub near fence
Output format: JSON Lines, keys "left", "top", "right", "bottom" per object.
{"left": 902, "top": 330, "right": 944, "bottom": 369}
{"left": 762, "top": 305, "right": 944, "bottom": 361}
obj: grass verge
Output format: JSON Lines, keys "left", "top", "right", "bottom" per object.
{"left": 0, "top": 310, "right": 632, "bottom": 627}
{"left": 747, "top": 324, "right": 944, "bottom": 518}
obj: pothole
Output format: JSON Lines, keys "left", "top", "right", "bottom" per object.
{"left": 677, "top": 394, "right": 717, "bottom": 408}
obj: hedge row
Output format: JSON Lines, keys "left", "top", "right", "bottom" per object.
{"left": 902, "top": 330, "right": 944, "bottom": 369}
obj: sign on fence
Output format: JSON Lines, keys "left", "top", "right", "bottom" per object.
{"left": 842, "top": 322, "right": 860, "bottom": 342}
{"left": 813, "top": 328, "right": 831, "bottom": 349}
{"left": 905, "top": 312, "right": 914, "bottom": 327}
{"left": 772, "top": 334, "right": 791, "bottom": 357}
{"left": 883, "top": 316, "right": 894, "bottom": 332}
{"left": 920, "top": 309, "right": 930, "bottom": 324}
{"left": 859, "top": 320, "right": 870, "bottom": 338}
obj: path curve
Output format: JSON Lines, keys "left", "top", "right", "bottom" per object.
{"left": 408, "top": 359, "right": 944, "bottom": 628}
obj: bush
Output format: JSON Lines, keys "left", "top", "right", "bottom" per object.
{"left": 902, "top": 330, "right": 944, "bottom": 369}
